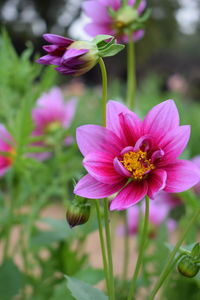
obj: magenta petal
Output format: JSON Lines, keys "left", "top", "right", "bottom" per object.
{"left": 37, "top": 55, "right": 61, "bottom": 65}
{"left": 110, "top": 181, "right": 148, "bottom": 211}
{"left": 74, "top": 174, "right": 126, "bottom": 199}
{"left": 63, "top": 98, "right": 77, "bottom": 128}
{"left": 76, "top": 125, "right": 123, "bottom": 156}
{"left": 106, "top": 101, "right": 142, "bottom": 140}
{"left": 113, "top": 157, "right": 131, "bottom": 177}
{"left": 147, "top": 169, "right": 167, "bottom": 199}
{"left": 142, "top": 100, "right": 180, "bottom": 141}
{"left": 82, "top": 1, "right": 112, "bottom": 23}
{"left": 119, "top": 112, "right": 142, "bottom": 146}
{"left": 120, "top": 146, "right": 135, "bottom": 155}
{"left": 84, "top": 23, "right": 113, "bottom": 37}
{"left": 133, "top": 135, "right": 153, "bottom": 152}
{"left": 61, "top": 49, "right": 88, "bottom": 63}
{"left": 99, "top": 0, "right": 121, "bottom": 10}
{"left": 158, "top": 125, "right": 190, "bottom": 165}
{"left": 151, "top": 149, "right": 165, "bottom": 163}
{"left": 83, "top": 152, "right": 123, "bottom": 184}
{"left": 164, "top": 159, "right": 200, "bottom": 193}
{"left": 43, "top": 34, "right": 74, "bottom": 46}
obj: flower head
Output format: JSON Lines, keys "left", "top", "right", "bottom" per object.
{"left": 0, "top": 125, "right": 15, "bottom": 176}
{"left": 32, "top": 87, "right": 76, "bottom": 160}
{"left": 74, "top": 100, "right": 200, "bottom": 210}
{"left": 37, "top": 34, "right": 99, "bottom": 76}
{"left": 83, "top": 0, "right": 146, "bottom": 42}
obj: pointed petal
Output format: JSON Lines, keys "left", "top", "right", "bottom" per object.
{"left": 143, "top": 100, "right": 179, "bottom": 141}
{"left": 147, "top": 169, "right": 167, "bottom": 199}
{"left": 76, "top": 125, "right": 123, "bottom": 156}
{"left": 110, "top": 181, "right": 148, "bottom": 210}
{"left": 84, "top": 23, "right": 113, "bottom": 37}
{"left": 164, "top": 160, "right": 200, "bottom": 193}
{"left": 83, "top": 152, "right": 123, "bottom": 184}
{"left": 118, "top": 112, "right": 142, "bottom": 146}
{"left": 61, "top": 48, "right": 88, "bottom": 64}
{"left": 74, "top": 174, "right": 126, "bottom": 199}
{"left": 158, "top": 126, "right": 190, "bottom": 165}
{"left": 43, "top": 34, "right": 74, "bottom": 46}
{"left": 106, "top": 100, "right": 142, "bottom": 141}
{"left": 113, "top": 157, "right": 132, "bottom": 177}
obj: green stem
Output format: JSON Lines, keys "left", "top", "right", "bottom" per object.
{"left": 149, "top": 205, "right": 200, "bottom": 300}
{"left": 126, "top": 33, "right": 136, "bottom": 110}
{"left": 122, "top": 211, "right": 129, "bottom": 281}
{"left": 99, "top": 58, "right": 107, "bottom": 126}
{"left": 127, "top": 196, "right": 149, "bottom": 300}
{"left": 95, "top": 200, "right": 110, "bottom": 293}
{"left": 103, "top": 198, "right": 115, "bottom": 300}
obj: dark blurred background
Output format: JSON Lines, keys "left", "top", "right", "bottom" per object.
{"left": 0, "top": 0, "right": 200, "bottom": 99}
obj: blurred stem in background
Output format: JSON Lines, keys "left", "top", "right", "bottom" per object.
{"left": 127, "top": 195, "right": 149, "bottom": 300}
{"left": 122, "top": 210, "right": 129, "bottom": 282}
{"left": 149, "top": 204, "right": 200, "bottom": 300}
{"left": 126, "top": 33, "right": 136, "bottom": 110}
{"left": 96, "top": 57, "right": 115, "bottom": 300}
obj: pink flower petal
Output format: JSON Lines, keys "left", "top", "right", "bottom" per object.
{"left": 142, "top": 100, "right": 180, "bottom": 142}
{"left": 76, "top": 125, "right": 123, "bottom": 156}
{"left": 83, "top": 152, "right": 123, "bottom": 184}
{"left": 84, "top": 23, "right": 113, "bottom": 37}
{"left": 99, "top": 0, "right": 121, "bottom": 10}
{"left": 119, "top": 112, "right": 142, "bottom": 146}
{"left": 106, "top": 100, "right": 142, "bottom": 141}
{"left": 63, "top": 98, "right": 77, "bottom": 128}
{"left": 110, "top": 181, "right": 148, "bottom": 210}
{"left": 43, "top": 34, "right": 74, "bottom": 46}
{"left": 164, "top": 159, "right": 200, "bottom": 193}
{"left": 74, "top": 174, "right": 126, "bottom": 198}
{"left": 113, "top": 157, "right": 132, "bottom": 177}
{"left": 158, "top": 125, "right": 190, "bottom": 165}
{"left": 147, "top": 169, "right": 167, "bottom": 199}
{"left": 82, "top": 1, "right": 112, "bottom": 23}
{"left": 61, "top": 49, "right": 88, "bottom": 64}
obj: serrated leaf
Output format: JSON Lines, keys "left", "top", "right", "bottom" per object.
{"left": 99, "top": 44, "right": 125, "bottom": 57}
{"left": 191, "top": 243, "right": 200, "bottom": 259}
{"left": 65, "top": 276, "right": 108, "bottom": 300}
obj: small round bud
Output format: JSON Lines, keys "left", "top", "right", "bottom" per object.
{"left": 178, "top": 255, "right": 200, "bottom": 278}
{"left": 66, "top": 198, "right": 91, "bottom": 228}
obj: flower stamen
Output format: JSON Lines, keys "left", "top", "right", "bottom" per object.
{"left": 121, "top": 150, "right": 155, "bottom": 180}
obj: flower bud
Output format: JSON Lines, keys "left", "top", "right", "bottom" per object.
{"left": 66, "top": 196, "right": 91, "bottom": 228}
{"left": 178, "top": 255, "right": 200, "bottom": 278}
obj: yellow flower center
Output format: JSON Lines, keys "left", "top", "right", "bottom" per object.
{"left": 121, "top": 150, "right": 155, "bottom": 181}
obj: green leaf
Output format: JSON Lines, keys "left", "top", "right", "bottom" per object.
{"left": 51, "top": 282, "right": 75, "bottom": 300}
{"left": 65, "top": 276, "right": 108, "bottom": 300}
{"left": 74, "top": 267, "right": 104, "bottom": 285}
{"left": 99, "top": 44, "right": 125, "bottom": 57}
{"left": 0, "top": 260, "right": 24, "bottom": 300}
{"left": 191, "top": 243, "right": 200, "bottom": 260}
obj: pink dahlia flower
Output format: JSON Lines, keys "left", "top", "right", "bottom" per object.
{"left": 191, "top": 156, "right": 200, "bottom": 194}
{"left": 32, "top": 87, "right": 77, "bottom": 160}
{"left": 0, "top": 125, "right": 15, "bottom": 176}
{"left": 83, "top": 0, "right": 146, "bottom": 43}
{"left": 37, "top": 34, "right": 99, "bottom": 76}
{"left": 127, "top": 200, "right": 176, "bottom": 237}
{"left": 74, "top": 100, "right": 200, "bottom": 210}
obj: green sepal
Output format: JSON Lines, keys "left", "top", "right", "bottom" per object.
{"left": 99, "top": 44, "right": 125, "bottom": 57}
{"left": 93, "top": 35, "right": 114, "bottom": 45}
{"left": 191, "top": 243, "right": 200, "bottom": 260}
{"left": 138, "top": 8, "right": 152, "bottom": 23}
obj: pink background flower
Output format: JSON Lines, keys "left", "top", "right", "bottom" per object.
{"left": 31, "top": 87, "right": 77, "bottom": 160}
{"left": 0, "top": 125, "right": 15, "bottom": 176}
{"left": 83, "top": 0, "right": 146, "bottom": 43}
{"left": 191, "top": 155, "right": 200, "bottom": 194}
{"left": 74, "top": 100, "right": 200, "bottom": 210}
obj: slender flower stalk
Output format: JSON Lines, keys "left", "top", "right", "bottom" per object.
{"left": 96, "top": 57, "right": 115, "bottom": 300}
{"left": 126, "top": 33, "right": 136, "bottom": 110}
{"left": 99, "top": 58, "right": 107, "bottom": 126}
{"left": 104, "top": 198, "right": 115, "bottom": 300}
{"left": 95, "top": 200, "right": 110, "bottom": 293}
{"left": 122, "top": 210, "right": 130, "bottom": 281}
{"left": 127, "top": 196, "right": 149, "bottom": 300}
{"left": 149, "top": 205, "right": 200, "bottom": 300}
